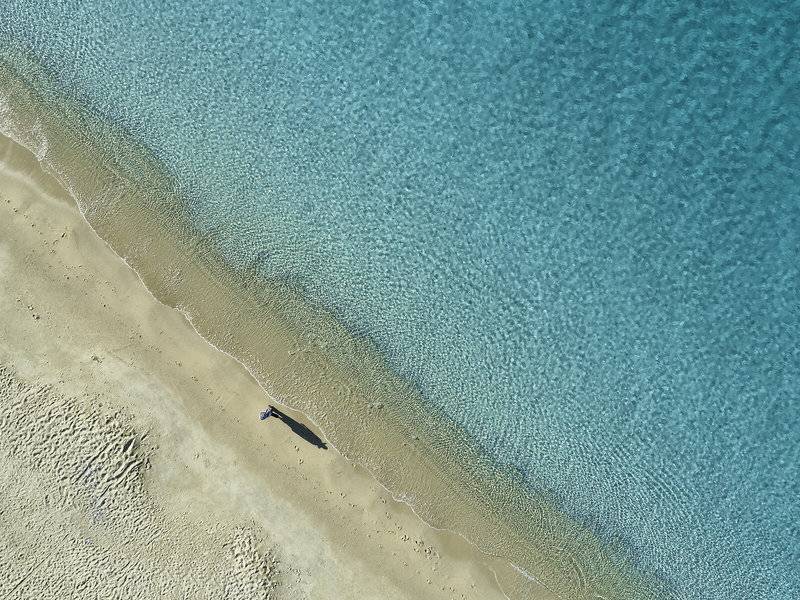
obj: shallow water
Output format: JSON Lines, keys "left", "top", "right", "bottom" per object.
{"left": 1, "top": 1, "right": 799, "bottom": 598}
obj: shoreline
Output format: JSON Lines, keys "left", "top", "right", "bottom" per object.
{"left": 0, "top": 131, "right": 519, "bottom": 600}
{"left": 0, "top": 52, "right": 661, "bottom": 600}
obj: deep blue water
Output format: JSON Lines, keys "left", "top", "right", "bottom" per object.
{"left": 2, "top": 1, "right": 799, "bottom": 597}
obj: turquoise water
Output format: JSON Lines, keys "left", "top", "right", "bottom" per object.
{"left": 2, "top": 1, "right": 799, "bottom": 597}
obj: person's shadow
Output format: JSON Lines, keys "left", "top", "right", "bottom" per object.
{"left": 270, "top": 406, "right": 327, "bottom": 450}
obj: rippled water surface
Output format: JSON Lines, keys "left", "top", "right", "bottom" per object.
{"left": 2, "top": 2, "right": 799, "bottom": 597}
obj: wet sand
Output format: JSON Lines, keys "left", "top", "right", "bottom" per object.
{"left": 0, "top": 132, "right": 523, "bottom": 599}
{"left": 0, "top": 49, "right": 670, "bottom": 600}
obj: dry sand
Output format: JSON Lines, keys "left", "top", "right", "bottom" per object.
{"left": 0, "top": 131, "right": 522, "bottom": 599}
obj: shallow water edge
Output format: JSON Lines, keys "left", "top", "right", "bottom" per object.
{"left": 0, "top": 53, "right": 664, "bottom": 600}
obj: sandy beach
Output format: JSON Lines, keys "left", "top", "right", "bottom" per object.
{"left": 0, "top": 131, "right": 531, "bottom": 599}
{"left": 2, "top": 0, "right": 795, "bottom": 594}
{"left": 0, "top": 49, "right": 671, "bottom": 600}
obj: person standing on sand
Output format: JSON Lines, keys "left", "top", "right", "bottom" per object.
{"left": 259, "top": 406, "right": 273, "bottom": 420}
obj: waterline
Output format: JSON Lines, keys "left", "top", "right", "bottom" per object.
{"left": 0, "top": 55, "right": 660, "bottom": 600}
